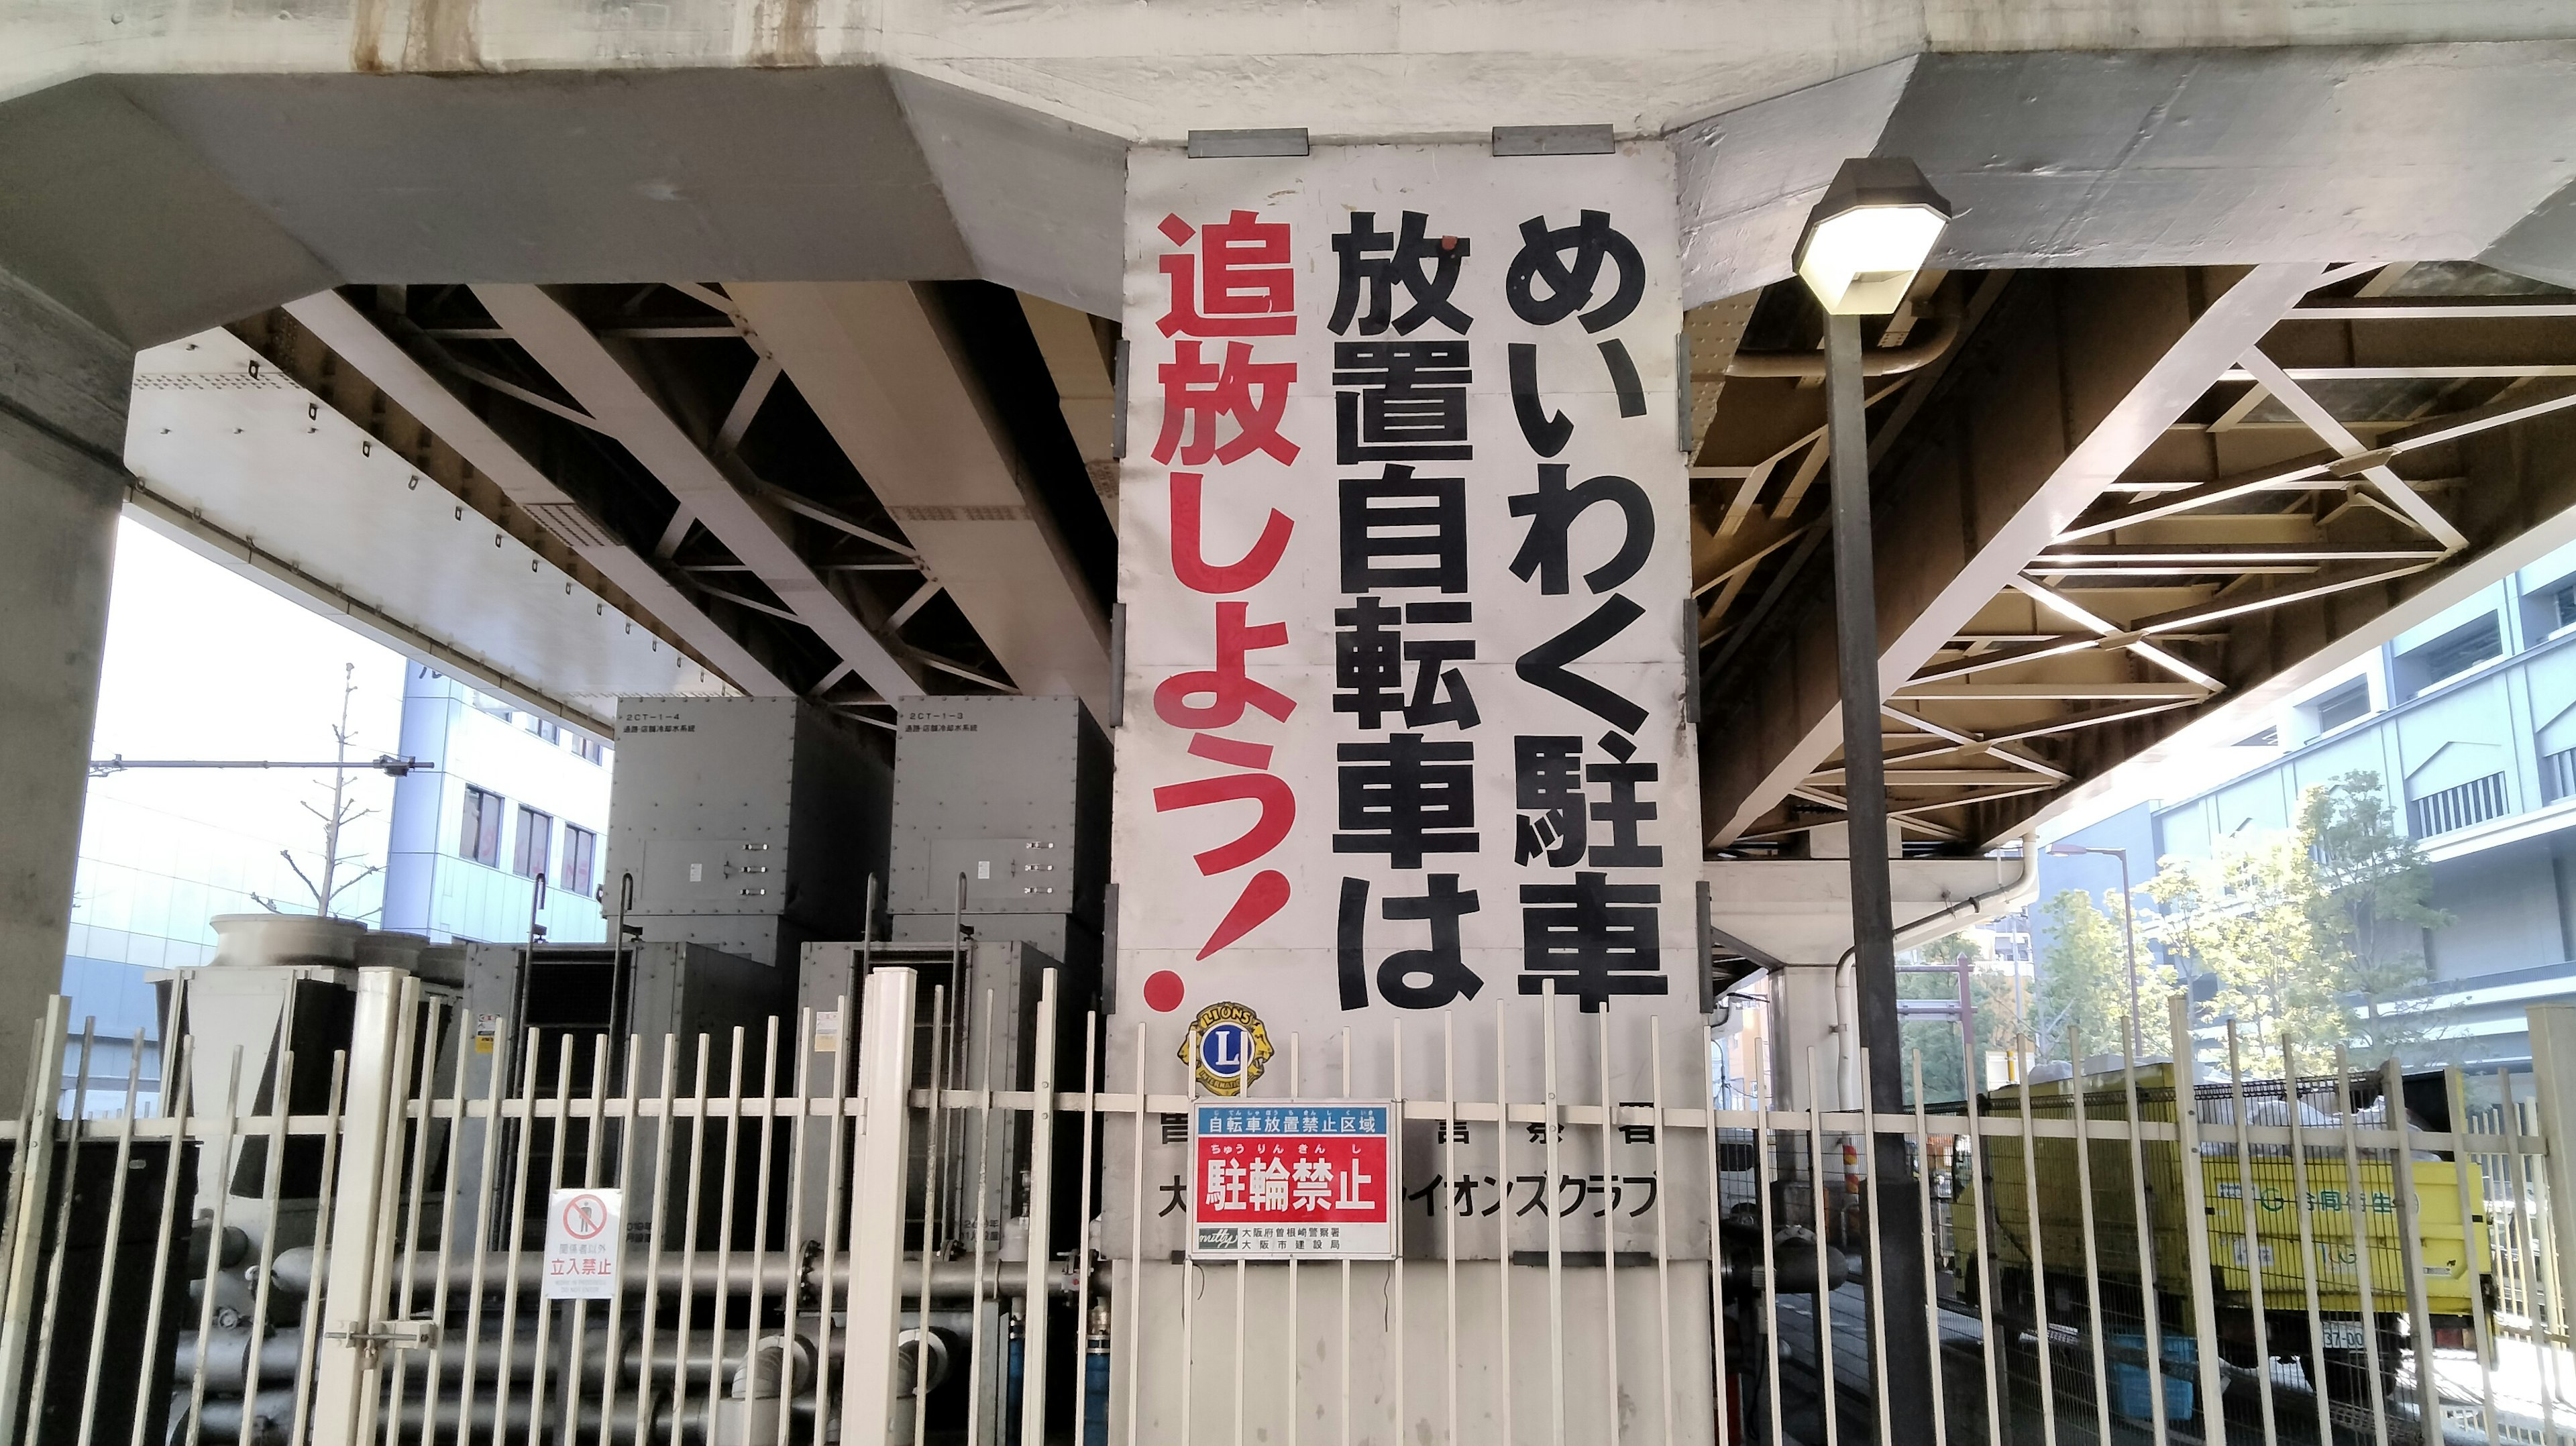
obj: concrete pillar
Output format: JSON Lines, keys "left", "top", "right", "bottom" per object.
{"left": 0, "top": 267, "right": 131, "bottom": 1113}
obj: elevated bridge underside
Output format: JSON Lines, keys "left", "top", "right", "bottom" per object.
{"left": 5, "top": 7, "right": 2576, "bottom": 850}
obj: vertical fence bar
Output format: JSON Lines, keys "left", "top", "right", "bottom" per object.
{"left": 913, "top": 985, "right": 950, "bottom": 1446}
{"left": 1703, "top": 1032, "right": 1726, "bottom": 1446}
{"left": 483, "top": 1031, "right": 548, "bottom": 1443}
{"left": 1650, "top": 1025, "right": 1678, "bottom": 1446}
{"left": 1594, "top": 1011, "right": 1616, "bottom": 1446}
{"left": 72, "top": 1030, "right": 146, "bottom": 1446}
{"left": 377, "top": 999, "right": 446, "bottom": 1446}
{"left": 1542, "top": 985, "right": 1566, "bottom": 1446}
{"left": 2445, "top": 1064, "right": 2503, "bottom": 1441}
{"left": 2502, "top": 1066, "right": 2562, "bottom": 1445}
{"left": 183, "top": 1048, "right": 246, "bottom": 1446}
{"left": 737, "top": 1017, "right": 783, "bottom": 1446}
{"left": 2332, "top": 1044, "right": 2392, "bottom": 1446}
{"left": 810, "top": 1003, "right": 853, "bottom": 1446}
{"left": 843, "top": 966, "right": 921, "bottom": 1445}
{"left": 307, "top": 969, "right": 416, "bottom": 1444}
{"left": 0, "top": 996, "right": 72, "bottom": 1443}
{"left": 1391, "top": 1025, "right": 1405, "bottom": 1446}
{"left": 2167, "top": 997, "right": 2229, "bottom": 1446}
{"left": 1442, "top": 1013, "right": 1459, "bottom": 1446}
{"left": 2277, "top": 1039, "right": 2334, "bottom": 1446}
{"left": 1805, "top": 1047, "right": 1839, "bottom": 1446}
{"left": 2012, "top": 1042, "right": 2057, "bottom": 1446}
{"left": 1024, "top": 971, "right": 1062, "bottom": 1446}
{"left": 1958, "top": 1044, "right": 2004, "bottom": 1446}
{"left": 1498, "top": 1007, "right": 1516, "bottom": 1446}
{"left": 1124, "top": 1019, "right": 1146, "bottom": 1446}
{"left": 1856, "top": 1047, "right": 1892, "bottom": 1446}
{"left": 706, "top": 1030, "right": 749, "bottom": 1446}
{"left": 28, "top": 1022, "right": 97, "bottom": 1441}
{"left": 1909, "top": 1054, "right": 1948, "bottom": 1446}
{"left": 451, "top": 1013, "right": 516, "bottom": 1446}
{"left": 284, "top": 1052, "right": 350, "bottom": 1446}
{"left": 126, "top": 1034, "right": 196, "bottom": 1446}
{"left": 1754, "top": 1056, "right": 1785, "bottom": 1446}
{"left": 963, "top": 992, "right": 998, "bottom": 1446}
{"left": 2112, "top": 1035, "right": 2170, "bottom": 1446}
{"left": 513, "top": 1041, "right": 578, "bottom": 1446}
{"left": 2061, "top": 1034, "right": 2110, "bottom": 1446}
{"left": 599, "top": 1034, "right": 647, "bottom": 1446}
{"left": 1071, "top": 1010, "right": 1101, "bottom": 1446}
{"left": 2383, "top": 1057, "right": 2441, "bottom": 1434}
{"left": 2219, "top": 1022, "right": 2278, "bottom": 1446}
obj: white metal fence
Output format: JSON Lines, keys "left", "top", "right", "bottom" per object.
{"left": 5, "top": 968, "right": 2576, "bottom": 1446}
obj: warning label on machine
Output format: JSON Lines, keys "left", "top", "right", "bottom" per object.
{"left": 543, "top": 1188, "right": 623, "bottom": 1299}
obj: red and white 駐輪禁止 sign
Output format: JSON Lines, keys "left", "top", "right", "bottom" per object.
{"left": 1191, "top": 1100, "right": 1394, "bottom": 1259}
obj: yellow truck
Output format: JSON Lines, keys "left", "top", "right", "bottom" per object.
{"left": 1949, "top": 1062, "right": 2493, "bottom": 1409}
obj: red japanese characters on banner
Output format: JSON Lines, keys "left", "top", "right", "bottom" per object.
{"left": 1190, "top": 1101, "right": 1394, "bottom": 1259}
{"left": 1144, "top": 211, "right": 1305, "bottom": 975}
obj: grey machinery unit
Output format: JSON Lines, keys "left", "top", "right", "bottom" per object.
{"left": 608, "top": 696, "right": 892, "bottom": 969}
{"left": 883, "top": 696, "right": 1110, "bottom": 975}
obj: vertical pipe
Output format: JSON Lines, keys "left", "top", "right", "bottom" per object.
{"left": 1823, "top": 303, "right": 1935, "bottom": 1446}
{"left": 2333, "top": 1044, "right": 2392, "bottom": 1446}
{"left": 1025, "top": 973, "right": 1062, "bottom": 1446}
{"left": 841, "top": 966, "right": 921, "bottom": 1445}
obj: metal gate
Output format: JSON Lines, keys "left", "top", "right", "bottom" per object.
{"left": 5, "top": 968, "right": 2576, "bottom": 1446}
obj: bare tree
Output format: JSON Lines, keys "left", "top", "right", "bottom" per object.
{"left": 252, "top": 663, "right": 384, "bottom": 920}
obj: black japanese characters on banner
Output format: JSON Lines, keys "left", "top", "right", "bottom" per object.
{"left": 1117, "top": 145, "right": 1695, "bottom": 1030}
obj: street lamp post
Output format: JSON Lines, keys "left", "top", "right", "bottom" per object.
{"left": 1795, "top": 156, "right": 1952, "bottom": 1446}
{"left": 2049, "top": 842, "right": 2143, "bottom": 1057}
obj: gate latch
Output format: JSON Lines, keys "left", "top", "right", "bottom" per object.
{"left": 327, "top": 1317, "right": 441, "bottom": 1368}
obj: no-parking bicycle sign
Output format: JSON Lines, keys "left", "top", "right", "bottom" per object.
{"left": 543, "top": 1188, "right": 623, "bottom": 1300}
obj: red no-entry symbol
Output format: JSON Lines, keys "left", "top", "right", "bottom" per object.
{"left": 560, "top": 1192, "right": 608, "bottom": 1241}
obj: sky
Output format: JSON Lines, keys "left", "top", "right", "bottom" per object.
{"left": 75, "top": 518, "right": 408, "bottom": 928}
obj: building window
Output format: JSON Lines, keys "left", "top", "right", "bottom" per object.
{"left": 2396, "top": 614, "right": 2504, "bottom": 699}
{"left": 562, "top": 824, "right": 597, "bottom": 898}
{"left": 460, "top": 785, "right": 504, "bottom": 867}
{"left": 525, "top": 714, "right": 561, "bottom": 744}
{"left": 2312, "top": 681, "right": 2371, "bottom": 733}
{"left": 572, "top": 734, "right": 606, "bottom": 765}
{"left": 513, "top": 805, "right": 553, "bottom": 879}
{"left": 2546, "top": 747, "right": 2576, "bottom": 804}
{"left": 2408, "top": 772, "right": 2508, "bottom": 838}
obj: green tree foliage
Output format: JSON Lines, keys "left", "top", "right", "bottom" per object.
{"left": 2030, "top": 887, "right": 2174, "bottom": 1062}
{"left": 2142, "top": 771, "right": 2448, "bottom": 1073}
{"left": 1897, "top": 934, "right": 2027, "bottom": 1104}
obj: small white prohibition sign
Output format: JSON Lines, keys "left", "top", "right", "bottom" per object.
{"left": 561, "top": 1192, "right": 609, "bottom": 1241}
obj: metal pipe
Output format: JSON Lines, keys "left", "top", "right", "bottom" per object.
{"left": 1824, "top": 303, "right": 1937, "bottom": 1444}
{"left": 1721, "top": 313, "right": 1956, "bottom": 379}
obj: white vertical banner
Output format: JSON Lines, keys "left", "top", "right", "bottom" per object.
{"left": 1110, "top": 142, "right": 1704, "bottom": 1258}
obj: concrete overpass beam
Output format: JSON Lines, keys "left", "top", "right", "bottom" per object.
{"left": 729, "top": 282, "right": 1113, "bottom": 719}
{"left": 474, "top": 284, "right": 923, "bottom": 705}
{"left": 1704, "top": 263, "right": 2324, "bottom": 846}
